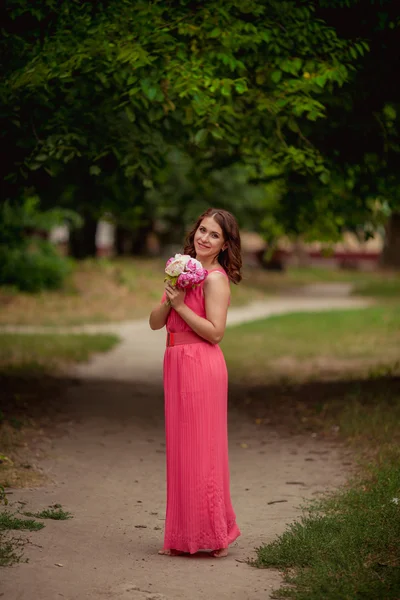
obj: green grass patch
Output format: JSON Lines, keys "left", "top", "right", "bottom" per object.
{"left": 353, "top": 278, "right": 400, "bottom": 298}
{"left": 0, "top": 510, "right": 44, "bottom": 532}
{"left": 0, "top": 333, "right": 120, "bottom": 374}
{"left": 23, "top": 505, "right": 72, "bottom": 520}
{"left": 222, "top": 306, "right": 400, "bottom": 382}
{"left": 254, "top": 462, "right": 400, "bottom": 600}
{"left": 0, "top": 503, "right": 72, "bottom": 566}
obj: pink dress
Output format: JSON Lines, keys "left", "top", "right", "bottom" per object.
{"left": 162, "top": 269, "right": 241, "bottom": 554}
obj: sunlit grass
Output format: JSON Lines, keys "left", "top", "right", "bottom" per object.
{"left": 0, "top": 333, "right": 120, "bottom": 373}
{"left": 222, "top": 306, "right": 400, "bottom": 383}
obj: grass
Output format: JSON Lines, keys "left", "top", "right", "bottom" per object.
{"left": 353, "top": 277, "right": 400, "bottom": 298}
{"left": 252, "top": 389, "right": 400, "bottom": 600}
{"left": 0, "top": 508, "right": 44, "bottom": 566}
{"left": 233, "top": 304, "right": 400, "bottom": 599}
{"left": 253, "top": 463, "right": 400, "bottom": 600}
{"left": 0, "top": 332, "right": 120, "bottom": 374}
{"left": 222, "top": 306, "right": 400, "bottom": 383}
{"left": 0, "top": 504, "right": 72, "bottom": 566}
{"left": 23, "top": 505, "right": 72, "bottom": 520}
{"left": 0, "top": 257, "right": 398, "bottom": 326}
{"left": 0, "top": 511, "right": 44, "bottom": 532}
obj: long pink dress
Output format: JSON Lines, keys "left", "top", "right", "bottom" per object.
{"left": 162, "top": 269, "right": 241, "bottom": 554}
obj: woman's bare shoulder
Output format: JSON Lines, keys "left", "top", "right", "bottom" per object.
{"left": 206, "top": 268, "right": 229, "bottom": 279}
{"left": 204, "top": 270, "right": 230, "bottom": 293}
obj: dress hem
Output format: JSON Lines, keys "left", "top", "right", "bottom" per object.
{"left": 162, "top": 524, "right": 241, "bottom": 555}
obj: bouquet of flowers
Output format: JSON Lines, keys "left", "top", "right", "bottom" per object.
{"left": 164, "top": 254, "right": 208, "bottom": 290}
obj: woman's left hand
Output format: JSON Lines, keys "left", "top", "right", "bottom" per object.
{"left": 165, "top": 283, "right": 186, "bottom": 310}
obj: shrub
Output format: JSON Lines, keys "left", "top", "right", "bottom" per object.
{"left": 0, "top": 241, "right": 72, "bottom": 292}
{"left": 0, "top": 196, "right": 80, "bottom": 292}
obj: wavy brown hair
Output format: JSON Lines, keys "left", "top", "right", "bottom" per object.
{"left": 183, "top": 208, "right": 242, "bottom": 284}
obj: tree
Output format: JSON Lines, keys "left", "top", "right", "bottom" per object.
{"left": 0, "top": 195, "right": 80, "bottom": 291}
{"left": 310, "top": 0, "right": 400, "bottom": 264}
{"left": 2, "top": 0, "right": 363, "bottom": 252}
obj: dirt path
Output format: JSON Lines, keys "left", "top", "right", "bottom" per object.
{"left": 1, "top": 283, "right": 372, "bottom": 383}
{"left": 1, "top": 286, "right": 368, "bottom": 600}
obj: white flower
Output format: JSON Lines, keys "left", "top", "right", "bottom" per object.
{"left": 392, "top": 497, "right": 399, "bottom": 505}
{"left": 165, "top": 254, "right": 191, "bottom": 277}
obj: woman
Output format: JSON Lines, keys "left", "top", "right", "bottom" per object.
{"left": 149, "top": 208, "right": 242, "bottom": 557}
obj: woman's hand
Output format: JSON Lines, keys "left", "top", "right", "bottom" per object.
{"left": 165, "top": 282, "right": 186, "bottom": 310}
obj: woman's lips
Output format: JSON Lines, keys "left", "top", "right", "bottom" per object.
{"left": 197, "top": 242, "right": 210, "bottom": 249}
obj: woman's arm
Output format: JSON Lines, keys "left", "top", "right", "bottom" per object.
{"left": 167, "top": 272, "right": 230, "bottom": 344}
{"left": 149, "top": 295, "right": 172, "bottom": 330}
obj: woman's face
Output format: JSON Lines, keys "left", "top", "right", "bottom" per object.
{"left": 194, "top": 216, "right": 226, "bottom": 262}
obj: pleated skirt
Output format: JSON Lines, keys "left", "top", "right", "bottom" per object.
{"left": 162, "top": 341, "right": 240, "bottom": 554}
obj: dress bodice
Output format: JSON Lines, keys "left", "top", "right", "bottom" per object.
{"left": 164, "top": 269, "right": 228, "bottom": 334}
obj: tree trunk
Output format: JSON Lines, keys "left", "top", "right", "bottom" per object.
{"left": 131, "top": 220, "right": 153, "bottom": 256}
{"left": 381, "top": 212, "right": 400, "bottom": 268}
{"left": 115, "top": 225, "right": 133, "bottom": 256}
{"left": 291, "top": 238, "right": 311, "bottom": 267}
{"left": 69, "top": 212, "right": 97, "bottom": 259}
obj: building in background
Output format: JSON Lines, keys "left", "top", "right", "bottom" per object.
{"left": 241, "top": 231, "right": 384, "bottom": 271}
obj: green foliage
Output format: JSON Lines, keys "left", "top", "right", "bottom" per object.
{"left": 0, "top": 511, "right": 44, "bottom": 532}
{"left": 0, "top": 197, "right": 78, "bottom": 291}
{"left": 0, "top": 242, "right": 72, "bottom": 292}
{"left": 146, "top": 148, "right": 286, "bottom": 241}
{"left": 23, "top": 506, "right": 72, "bottom": 520}
{"left": 1, "top": 0, "right": 399, "bottom": 247}
{"left": 1, "top": 0, "right": 363, "bottom": 242}
{"left": 0, "top": 196, "right": 81, "bottom": 247}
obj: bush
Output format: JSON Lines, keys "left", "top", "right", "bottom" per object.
{"left": 0, "top": 196, "right": 80, "bottom": 292}
{"left": 0, "top": 241, "right": 72, "bottom": 292}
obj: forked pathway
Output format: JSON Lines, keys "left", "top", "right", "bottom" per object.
{"left": 2, "top": 285, "right": 371, "bottom": 600}
{"left": 2, "top": 283, "right": 371, "bottom": 383}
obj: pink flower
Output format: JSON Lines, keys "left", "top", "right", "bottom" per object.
{"left": 186, "top": 258, "right": 203, "bottom": 273}
{"left": 165, "top": 254, "right": 207, "bottom": 290}
{"left": 177, "top": 272, "right": 194, "bottom": 288}
{"left": 192, "top": 268, "right": 208, "bottom": 284}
